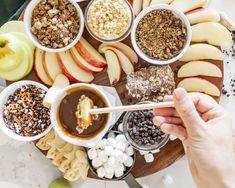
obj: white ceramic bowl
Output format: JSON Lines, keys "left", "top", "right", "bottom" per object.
{"left": 131, "top": 4, "right": 192, "bottom": 65}
{"left": 0, "top": 81, "right": 52, "bottom": 142}
{"left": 24, "top": 0, "right": 84, "bottom": 53}
{"left": 50, "top": 83, "right": 113, "bottom": 148}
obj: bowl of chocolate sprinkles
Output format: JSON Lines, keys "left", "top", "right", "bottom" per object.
{"left": 0, "top": 81, "right": 52, "bottom": 141}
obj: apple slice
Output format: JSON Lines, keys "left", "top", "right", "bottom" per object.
{"left": 186, "top": 9, "right": 220, "bottom": 25}
{"left": 99, "top": 43, "right": 138, "bottom": 64}
{"left": 177, "top": 61, "right": 222, "bottom": 78}
{"left": 170, "top": 0, "right": 207, "bottom": 13}
{"left": 43, "top": 52, "right": 62, "bottom": 82}
{"left": 130, "top": 0, "right": 143, "bottom": 16}
{"left": 57, "top": 51, "right": 94, "bottom": 83}
{"left": 178, "top": 78, "right": 220, "bottom": 97}
{"left": 192, "top": 22, "right": 232, "bottom": 47}
{"left": 34, "top": 48, "right": 53, "bottom": 86}
{"left": 0, "top": 21, "right": 26, "bottom": 35}
{"left": 43, "top": 74, "right": 70, "bottom": 108}
{"left": 142, "top": 0, "right": 151, "bottom": 9}
{"left": 180, "top": 44, "right": 223, "bottom": 62}
{"left": 70, "top": 47, "right": 103, "bottom": 74}
{"left": 105, "top": 50, "right": 122, "bottom": 85}
{"left": 101, "top": 46, "right": 134, "bottom": 74}
{"left": 75, "top": 37, "right": 107, "bottom": 68}
{"left": 150, "top": 0, "right": 173, "bottom": 6}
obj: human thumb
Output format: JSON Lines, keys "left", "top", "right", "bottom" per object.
{"left": 173, "top": 88, "right": 204, "bottom": 132}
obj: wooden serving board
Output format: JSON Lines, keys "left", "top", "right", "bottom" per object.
{"left": 16, "top": 0, "right": 223, "bottom": 179}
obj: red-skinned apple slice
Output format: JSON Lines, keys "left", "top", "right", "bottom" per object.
{"left": 57, "top": 51, "right": 94, "bottom": 83}
{"left": 105, "top": 50, "right": 122, "bottom": 85}
{"left": 142, "top": 0, "right": 151, "bottom": 9}
{"left": 178, "top": 77, "right": 220, "bottom": 97}
{"left": 34, "top": 48, "right": 53, "bottom": 86}
{"left": 99, "top": 43, "right": 138, "bottom": 64}
{"left": 75, "top": 37, "right": 107, "bottom": 68}
{"left": 149, "top": 0, "right": 173, "bottom": 6}
{"left": 101, "top": 46, "right": 134, "bottom": 74}
{"left": 43, "top": 74, "right": 70, "bottom": 108}
{"left": 70, "top": 47, "right": 103, "bottom": 74}
{"left": 130, "top": 0, "right": 143, "bottom": 16}
{"left": 170, "top": 0, "right": 206, "bottom": 13}
{"left": 43, "top": 51, "right": 62, "bottom": 82}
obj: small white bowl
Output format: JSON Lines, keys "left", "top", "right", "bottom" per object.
{"left": 24, "top": 0, "right": 84, "bottom": 53}
{"left": 50, "top": 83, "right": 113, "bottom": 148}
{"left": 0, "top": 81, "right": 52, "bottom": 142}
{"left": 131, "top": 4, "right": 192, "bottom": 65}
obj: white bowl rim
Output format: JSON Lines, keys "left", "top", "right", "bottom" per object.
{"left": 50, "top": 83, "right": 113, "bottom": 147}
{"left": 131, "top": 4, "right": 192, "bottom": 65}
{"left": 0, "top": 81, "right": 52, "bottom": 142}
{"left": 24, "top": 0, "right": 84, "bottom": 53}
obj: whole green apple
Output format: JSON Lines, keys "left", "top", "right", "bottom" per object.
{"left": 48, "top": 178, "right": 72, "bottom": 188}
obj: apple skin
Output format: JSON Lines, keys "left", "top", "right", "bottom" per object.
{"left": 192, "top": 22, "right": 232, "bottom": 47}
{"left": 129, "top": 0, "right": 143, "bottom": 16}
{"left": 34, "top": 48, "right": 53, "bottom": 86}
{"left": 178, "top": 77, "right": 220, "bottom": 97}
{"left": 56, "top": 52, "right": 94, "bottom": 83}
{"left": 70, "top": 47, "right": 103, "bottom": 74}
{"left": 177, "top": 61, "right": 222, "bottom": 78}
{"left": 185, "top": 8, "right": 205, "bottom": 15}
{"left": 180, "top": 43, "right": 223, "bottom": 62}
{"left": 75, "top": 38, "right": 107, "bottom": 68}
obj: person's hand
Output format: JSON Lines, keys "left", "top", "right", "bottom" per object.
{"left": 153, "top": 88, "right": 235, "bottom": 188}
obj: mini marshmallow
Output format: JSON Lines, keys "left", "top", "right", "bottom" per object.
{"left": 107, "top": 156, "right": 119, "bottom": 167}
{"left": 119, "top": 153, "right": 128, "bottom": 163}
{"left": 151, "top": 149, "right": 160, "bottom": 154}
{"left": 107, "top": 137, "right": 117, "bottom": 147}
{"left": 139, "top": 150, "right": 149, "bottom": 155}
{"left": 97, "top": 150, "right": 108, "bottom": 163}
{"left": 92, "top": 157, "right": 103, "bottom": 168}
{"left": 104, "top": 163, "right": 115, "bottom": 175}
{"left": 104, "top": 145, "right": 114, "bottom": 156}
{"left": 170, "top": 135, "right": 177, "bottom": 141}
{"left": 116, "top": 134, "right": 127, "bottom": 143}
{"left": 125, "top": 146, "right": 134, "bottom": 156}
{"left": 162, "top": 174, "right": 174, "bottom": 186}
{"left": 124, "top": 156, "right": 134, "bottom": 167}
{"left": 115, "top": 142, "right": 127, "bottom": 152}
{"left": 97, "top": 167, "right": 105, "bottom": 178}
{"left": 99, "top": 139, "right": 108, "bottom": 149}
{"left": 88, "top": 148, "right": 97, "bottom": 160}
{"left": 118, "top": 123, "right": 124, "bottom": 132}
{"left": 115, "top": 163, "right": 125, "bottom": 176}
{"left": 107, "top": 132, "right": 116, "bottom": 139}
{"left": 105, "top": 172, "right": 114, "bottom": 179}
{"left": 113, "top": 149, "right": 123, "bottom": 161}
{"left": 144, "top": 153, "right": 154, "bottom": 163}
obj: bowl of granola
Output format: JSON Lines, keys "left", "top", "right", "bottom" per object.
{"left": 131, "top": 4, "right": 192, "bottom": 65}
{"left": 24, "top": 0, "right": 84, "bottom": 53}
{"left": 0, "top": 81, "right": 52, "bottom": 142}
{"left": 85, "top": 0, "right": 134, "bottom": 43}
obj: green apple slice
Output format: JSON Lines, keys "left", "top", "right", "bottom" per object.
{"left": 0, "top": 34, "right": 24, "bottom": 71}
{"left": 0, "top": 44, "right": 29, "bottom": 81}
{"left": 0, "top": 21, "right": 26, "bottom": 35}
{"left": 11, "top": 32, "right": 35, "bottom": 74}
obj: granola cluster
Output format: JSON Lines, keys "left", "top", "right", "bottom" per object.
{"left": 126, "top": 66, "right": 175, "bottom": 102}
{"left": 31, "top": 0, "right": 80, "bottom": 49}
{"left": 136, "top": 9, "right": 187, "bottom": 60}
{"left": 87, "top": 0, "right": 132, "bottom": 40}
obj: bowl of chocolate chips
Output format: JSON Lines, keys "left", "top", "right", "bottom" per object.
{"left": 123, "top": 102, "right": 169, "bottom": 151}
{"left": 24, "top": 0, "right": 84, "bottom": 52}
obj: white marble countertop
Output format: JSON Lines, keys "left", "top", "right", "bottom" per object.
{"left": 1, "top": 0, "right": 235, "bottom": 188}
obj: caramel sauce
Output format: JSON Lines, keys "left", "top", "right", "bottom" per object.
{"left": 56, "top": 86, "right": 109, "bottom": 139}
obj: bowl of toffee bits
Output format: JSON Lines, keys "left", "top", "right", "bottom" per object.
{"left": 24, "top": 0, "right": 84, "bottom": 52}
{"left": 0, "top": 81, "right": 52, "bottom": 141}
{"left": 131, "top": 4, "right": 191, "bottom": 65}
{"left": 123, "top": 102, "right": 169, "bottom": 151}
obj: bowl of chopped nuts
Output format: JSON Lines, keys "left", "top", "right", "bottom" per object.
{"left": 85, "top": 0, "right": 134, "bottom": 43}
{"left": 131, "top": 4, "right": 192, "bottom": 65}
{"left": 0, "top": 81, "right": 52, "bottom": 142}
{"left": 24, "top": 0, "right": 84, "bottom": 52}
